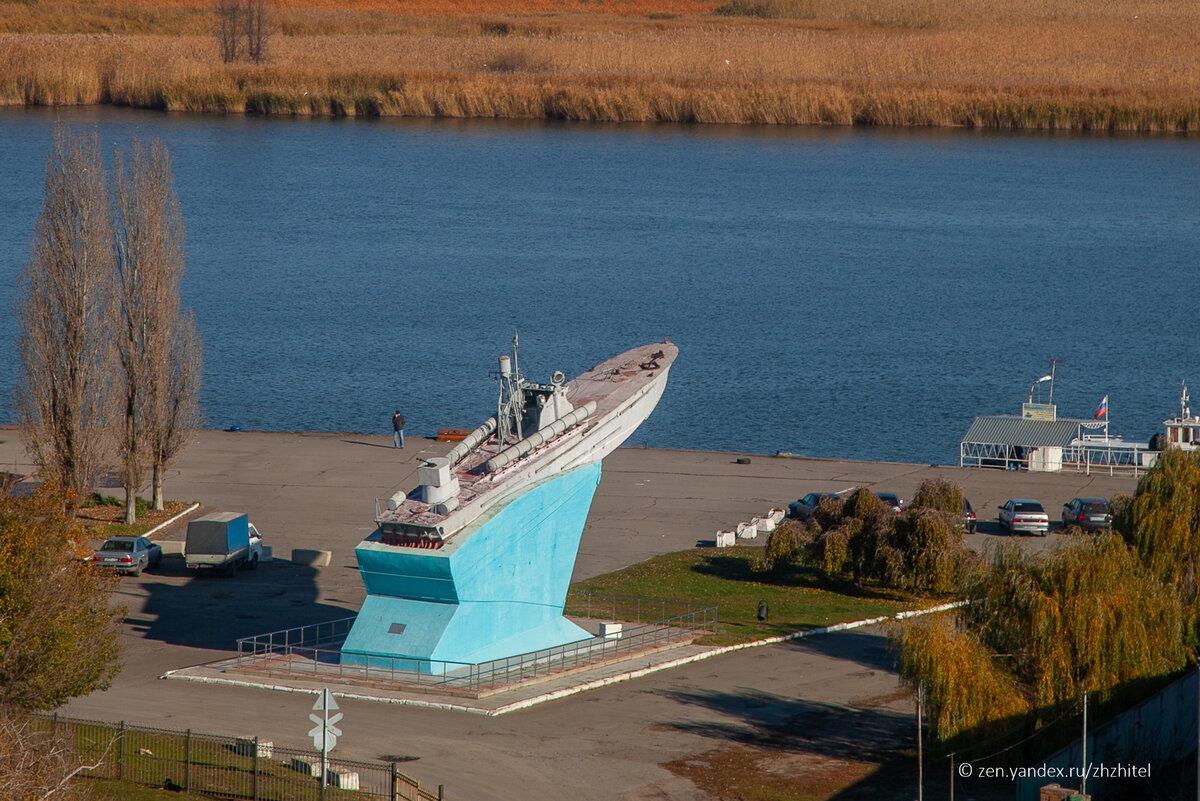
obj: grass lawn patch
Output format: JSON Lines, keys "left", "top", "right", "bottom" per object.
{"left": 88, "top": 778, "right": 214, "bottom": 800}
{"left": 570, "top": 548, "right": 932, "bottom": 647}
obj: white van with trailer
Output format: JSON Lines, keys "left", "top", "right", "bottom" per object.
{"left": 184, "top": 512, "right": 264, "bottom": 576}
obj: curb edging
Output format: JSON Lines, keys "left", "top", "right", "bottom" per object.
{"left": 160, "top": 600, "right": 968, "bottom": 716}
{"left": 488, "top": 599, "right": 968, "bottom": 715}
{"left": 145, "top": 501, "right": 201, "bottom": 538}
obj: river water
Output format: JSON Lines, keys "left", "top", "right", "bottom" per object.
{"left": 1, "top": 107, "right": 1197, "bottom": 464}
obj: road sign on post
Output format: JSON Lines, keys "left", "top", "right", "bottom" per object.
{"left": 308, "top": 688, "right": 343, "bottom": 788}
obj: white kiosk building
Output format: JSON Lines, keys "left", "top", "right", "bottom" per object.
{"left": 959, "top": 373, "right": 1153, "bottom": 476}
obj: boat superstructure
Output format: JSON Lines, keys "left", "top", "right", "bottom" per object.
{"left": 341, "top": 338, "right": 678, "bottom": 669}
{"left": 1163, "top": 383, "right": 1200, "bottom": 451}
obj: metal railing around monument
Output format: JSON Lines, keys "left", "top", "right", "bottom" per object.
{"left": 234, "top": 592, "right": 717, "bottom": 695}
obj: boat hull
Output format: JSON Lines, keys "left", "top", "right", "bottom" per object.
{"left": 342, "top": 461, "right": 602, "bottom": 669}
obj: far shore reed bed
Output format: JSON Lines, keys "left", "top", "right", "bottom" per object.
{"left": 1, "top": 0, "right": 1197, "bottom": 131}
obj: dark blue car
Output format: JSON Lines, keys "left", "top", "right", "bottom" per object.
{"left": 788, "top": 492, "right": 840, "bottom": 520}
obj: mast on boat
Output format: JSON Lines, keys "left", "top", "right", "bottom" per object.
{"left": 497, "top": 332, "right": 526, "bottom": 448}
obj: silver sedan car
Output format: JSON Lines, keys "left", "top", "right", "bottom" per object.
{"left": 92, "top": 536, "right": 163, "bottom": 576}
{"left": 998, "top": 499, "right": 1049, "bottom": 535}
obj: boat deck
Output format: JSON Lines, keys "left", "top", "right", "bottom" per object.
{"left": 374, "top": 342, "right": 677, "bottom": 545}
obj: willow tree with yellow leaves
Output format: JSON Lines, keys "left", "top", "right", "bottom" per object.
{"left": 898, "top": 534, "right": 1186, "bottom": 743}
{"left": 898, "top": 614, "right": 1029, "bottom": 743}
{"left": 1115, "top": 447, "right": 1200, "bottom": 641}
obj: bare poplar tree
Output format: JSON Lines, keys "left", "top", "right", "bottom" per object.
{"left": 245, "top": 0, "right": 268, "bottom": 64}
{"left": 112, "top": 139, "right": 172, "bottom": 524}
{"left": 113, "top": 137, "right": 201, "bottom": 516}
{"left": 15, "top": 126, "right": 113, "bottom": 513}
{"left": 216, "top": 0, "right": 241, "bottom": 63}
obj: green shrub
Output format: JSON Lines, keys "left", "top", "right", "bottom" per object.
{"left": 83, "top": 492, "right": 122, "bottom": 508}
{"left": 82, "top": 492, "right": 151, "bottom": 515}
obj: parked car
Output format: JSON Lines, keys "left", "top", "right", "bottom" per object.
{"left": 961, "top": 497, "right": 977, "bottom": 534}
{"left": 185, "top": 512, "right": 263, "bottom": 576}
{"left": 788, "top": 492, "right": 840, "bottom": 520}
{"left": 998, "top": 499, "right": 1049, "bottom": 535}
{"left": 874, "top": 492, "right": 904, "bottom": 515}
{"left": 92, "top": 536, "right": 162, "bottom": 576}
{"left": 1062, "top": 498, "right": 1113, "bottom": 531}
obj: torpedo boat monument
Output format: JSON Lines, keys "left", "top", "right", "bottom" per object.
{"left": 341, "top": 337, "right": 678, "bottom": 670}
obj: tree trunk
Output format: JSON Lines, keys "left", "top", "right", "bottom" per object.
{"left": 153, "top": 462, "right": 164, "bottom": 511}
{"left": 123, "top": 397, "right": 138, "bottom": 525}
{"left": 124, "top": 485, "right": 136, "bottom": 525}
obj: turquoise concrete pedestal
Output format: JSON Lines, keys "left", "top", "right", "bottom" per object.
{"left": 341, "top": 462, "right": 602, "bottom": 671}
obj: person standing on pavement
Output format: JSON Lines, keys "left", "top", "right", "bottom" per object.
{"left": 392, "top": 410, "right": 405, "bottom": 448}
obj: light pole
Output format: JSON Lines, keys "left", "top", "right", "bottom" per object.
{"left": 916, "top": 681, "right": 923, "bottom": 801}
{"left": 1028, "top": 374, "right": 1052, "bottom": 404}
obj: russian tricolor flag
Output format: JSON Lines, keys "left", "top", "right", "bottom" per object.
{"left": 1094, "top": 395, "right": 1109, "bottom": 419}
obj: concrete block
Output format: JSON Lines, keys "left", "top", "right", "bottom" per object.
{"left": 157, "top": 540, "right": 185, "bottom": 555}
{"left": 736, "top": 521, "right": 758, "bottom": 540}
{"left": 768, "top": 508, "right": 786, "bottom": 524}
{"left": 291, "top": 757, "right": 319, "bottom": 776}
{"left": 599, "top": 622, "right": 623, "bottom": 639}
{"left": 235, "top": 738, "right": 272, "bottom": 759}
{"left": 260, "top": 545, "right": 273, "bottom": 562}
{"left": 715, "top": 531, "right": 736, "bottom": 548}
{"left": 291, "top": 549, "right": 331, "bottom": 567}
{"left": 756, "top": 516, "right": 776, "bottom": 533}
{"left": 327, "top": 768, "right": 360, "bottom": 790}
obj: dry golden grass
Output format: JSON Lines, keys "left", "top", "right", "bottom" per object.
{"left": 1, "top": 0, "right": 1197, "bottom": 130}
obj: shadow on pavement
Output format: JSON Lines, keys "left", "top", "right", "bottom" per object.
{"left": 658, "top": 687, "right": 912, "bottom": 760}
{"left": 340, "top": 439, "right": 395, "bottom": 450}
{"left": 780, "top": 629, "right": 899, "bottom": 673}
{"left": 124, "top": 555, "right": 354, "bottom": 651}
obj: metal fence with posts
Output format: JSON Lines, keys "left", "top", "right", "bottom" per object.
{"left": 233, "top": 592, "right": 718, "bottom": 696}
{"left": 36, "top": 713, "right": 442, "bottom": 801}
